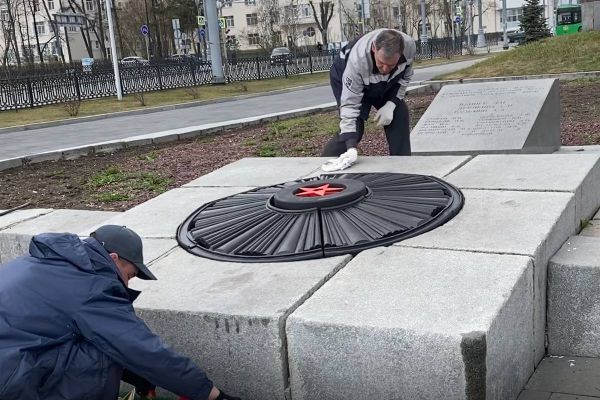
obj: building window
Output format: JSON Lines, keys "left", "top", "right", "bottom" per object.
{"left": 47, "top": 0, "right": 54, "bottom": 9}
{"left": 86, "top": 0, "right": 94, "bottom": 11}
{"left": 270, "top": 10, "right": 279, "bottom": 23}
{"left": 1, "top": 9, "right": 10, "bottom": 22}
{"left": 68, "top": 25, "right": 78, "bottom": 32}
{"left": 246, "top": 13, "right": 257, "bottom": 25}
{"left": 34, "top": 21, "right": 45, "bottom": 34}
{"left": 300, "top": 4, "right": 312, "bottom": 18}
{"left": 33, "top": 0, "right": 40, "bottom": 11}
{"left": 225, "top": 15, "right": 234, "bottom": 27}
{"left": 503, "top": 8, "right": 522, "bottom": 23}
{"left": 305, "top": 26, "right": 315, "bottom": 37}
{"left": 284, "top": 5, "right": 298, "bottom": 19}
{"left": 223, "top": 0, "right": 232, "bottom": 6}
{"left": 248, "top": 33, "right": 259, "bottom": 45}
{"left": 95, "top": 40, "right": 100, "bottom": 49}
{"left": 244, "top": 0, "right": 255, "bottom": 5}
{"left": 392, "top": 6, "right": 399, "bottom": 17}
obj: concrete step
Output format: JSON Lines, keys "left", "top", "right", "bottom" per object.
{"left": 548, "top": 234, "right": 600, "bottom": 357}
{"left": 0, "top": 209, "right": 118, "bottom": 264}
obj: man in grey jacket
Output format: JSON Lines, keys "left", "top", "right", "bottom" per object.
{"left": 322, "top": 29, "right": 416, "bottom": 172}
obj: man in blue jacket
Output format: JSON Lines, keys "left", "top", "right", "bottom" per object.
{"left": 0, "top": 225, "right": 240, "bottom": 400}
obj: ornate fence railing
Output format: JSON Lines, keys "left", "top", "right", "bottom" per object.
{"left": 0, "top": 37, "right": 464, "bottom": 111}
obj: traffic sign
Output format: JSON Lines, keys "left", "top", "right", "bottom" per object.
{"left": 140, "top": 24, "right": 149, "bottom": 36}
{"left": 197, "top": 15, "right": 205, "bottom": 26}
{"left": 218, "top": 17, "right": 226, "bottom": 29}
{"left": 198, "top": 28, "right": 206, "bottom": 38}
{"left": 454, "top": 15, "right": 462, "bottom": 23}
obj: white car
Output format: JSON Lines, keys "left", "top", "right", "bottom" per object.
{"left": 120, "top": 56, "right": 149, "bottom": 65}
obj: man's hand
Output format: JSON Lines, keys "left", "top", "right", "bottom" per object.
{"left": 321, "top": 148, "right": 358, "bottom": 172}
{"left": 373, "top": 101, "right": 396, "bottom": 127}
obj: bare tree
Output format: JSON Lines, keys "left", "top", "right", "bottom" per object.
{"left": 280, "top": 0, "right": 299, "bottom": 48}
{"left": 308, "top": 0, "right": 333, "bottom": 46}
{"left": 255, "top": 0, "right": 281, "bottom": 49}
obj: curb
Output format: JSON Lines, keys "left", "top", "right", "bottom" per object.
{"left": 0, "top": 84, "right": 433, "bottom": 173}
{"left": 0, "top": 103, "right": 336, "bottom": 173}
{"left": 0, "top": 81, "right": 330, "bottom": 135}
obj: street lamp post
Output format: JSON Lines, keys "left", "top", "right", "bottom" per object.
{"left": 420, "top": 0, "right": 427, "bottom": 43}
{"left": 476, "top": 0, "right": 486, "bottom": 47}
{"left": 502, "top": 0, "right": 508, "bottom": 49}
{"left": 104, "top": 0, "right": 123, "bottom": 100}
{"left": 206, "top": 0, "right": 225, "bottom": 83}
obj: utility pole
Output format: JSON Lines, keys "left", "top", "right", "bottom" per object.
{"left": 104, "top": 0, "right": 122, "bottom": 100}
{"left": 502, "top": 0, "right": 508, "bottom": 49}
{"left": 206, "top": 0, "right": 225, "bottom": 83}
{"left": 420, "top": 0, "right": 427, "bottom": 43}
{"left": 476, "top": 0, "right": 485, "bottom": 46}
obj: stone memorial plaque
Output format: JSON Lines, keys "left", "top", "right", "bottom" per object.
{"left": 411, "top": 79, "right": 560, "bottom": 154}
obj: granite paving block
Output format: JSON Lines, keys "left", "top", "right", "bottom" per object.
{"left": 183, "top": 157, "right": 328, "bottom": 187}
{"left": 130, "top": 248, "right": 350, "bottom": 400}
{"left": 0, "top": 209, "right": 117, "bottom": 264}
{"left": 446, "top": 154, "right": 600, "bottom": 222}
{"left": 517, "top": 390, "right": 552, "bottom": 400}
{"left": 549, "top": 394, "right": 600, "bottom": 400}
{"left": 399, "top": 189, "right": 577, "bottom": 364}
{"left": 301, "top": 155, "right": 472, "bottom": 179}
{"left": 579, "top": 220, "right": 600, "bottom": 237}
{"left": 525, "top": 356, "right": 600, "bottom": 397}
{"left": 83, "top": 187, "right": 251, "bottom": 239}
{"left": 0, "top": 208, "right": 54, "bottom": 231}
{"left": 548, "top": 236, "right": 600, "bottom": 357}
{"left": 287, "top": 247, "right": 534, "bottom": 400}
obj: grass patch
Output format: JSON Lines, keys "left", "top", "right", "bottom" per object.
{"left": 269, "top": 114, "right": 338, "bottom": 139}
{"left": 133, "top": 172, "right": 172, "bottom": 192}
{"left": 96, "top": 192, "right": 130, "bottom": 203}
{"left": 257, "top": 145, "right": 279, "bottom": 157}
{"left": 138, "top": 150, "right": 159, "bottom": 162}
{"left": 89, "top": 166, "right": 127, "bottom": 187}
{"left": 435, "top": 31, "right": 600, "bottom": 80}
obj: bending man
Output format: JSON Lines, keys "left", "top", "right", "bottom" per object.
{"left": 322, "top": 29, "right": 416, "bottom": 172}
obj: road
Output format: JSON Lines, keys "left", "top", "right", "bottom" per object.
{"left": 0, "top": 58, "right": 484, "bottom": 161}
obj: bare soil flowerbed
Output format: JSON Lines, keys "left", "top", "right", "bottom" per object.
{"left": 1, "top": 80, "right": 599, "bottom": 212}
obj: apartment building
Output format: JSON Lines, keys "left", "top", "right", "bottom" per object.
{"left": 0, "top": 0, "right": 106, "bottom": 64}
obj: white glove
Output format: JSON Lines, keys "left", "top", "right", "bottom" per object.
{"left": 374, "top": 101, "right": 396, "bottom": 127}
{"left": 321, "top": 148, "right": 358, "bottom": 172}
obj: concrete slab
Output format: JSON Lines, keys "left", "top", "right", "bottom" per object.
{"left": 130, "top": 248, "right": 351, "bottom": 400}
{"left": 183, "top": 157, "right": 327, "bottom": 187}
{"left": 0, "top": 209, "right": 117, "bottom": 264}
{"left": 548, "top": 236, "right": 600, "bottom": 357}
{"left": 302, "top": 155, "right": 472, "bottom": 179}
{"left": 399, "top": 189, "right": 577, "bottom": 364}
{"left": 580, "top": 220, "right": 600, "bottom": 237}
{"left": 593, "top": 209, "right": 600, "bottom": 220}
{"left": 445, "top": 154, "right": 600, "bottom": 221}
{"left": 286, "top": 246, "right": 534, "bottom": 400}
{"left": 555, "top": 145, "right": 600, "bottom": 154}
{"left": 549, "top": 394, "right": 600, "bottom": 400}
{"left": 83, "top": 187, "right": 254, "bottom": 238}
{"left": 517, "top": 390, "right": 552, "bottom": 400}
{"left": 525, "top": 356, "right": 600, "bottom": 397}
{"left": 0, "top": 208, "right": 54, "bottom": 231}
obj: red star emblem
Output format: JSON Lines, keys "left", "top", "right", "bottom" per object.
{"left": 295, "top": 184, "right": 344, "bottom": 197}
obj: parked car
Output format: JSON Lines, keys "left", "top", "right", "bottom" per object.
{"left": 120, "top": 56, "right": 149, "bottom": 65}
{"left": 270, "top": 47, "right": 293, "bottom": 65}
{"left": 507, "top": 28, "right": 526, "bottom": 44}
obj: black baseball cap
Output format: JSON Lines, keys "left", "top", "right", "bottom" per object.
{"left": 91, "top": 225, "right": 157, "bottom": 280}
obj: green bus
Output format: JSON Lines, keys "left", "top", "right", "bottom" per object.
{"left": 555, "top": 4, "right": 582, "bottom": 35}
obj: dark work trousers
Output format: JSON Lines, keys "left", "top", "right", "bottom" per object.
{"left": 104, "top": 364, "right": 156, "bottom": 400}
{"left": 322, "top": 61, "right": 411, "bottom": 157}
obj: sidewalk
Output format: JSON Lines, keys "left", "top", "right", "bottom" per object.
{"left": 0, "top": 58, "right": 485, "bottom": 166}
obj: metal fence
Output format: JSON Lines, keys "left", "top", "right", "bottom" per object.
{"left": 0, "top": 37, "right": 465, "bottom": 111}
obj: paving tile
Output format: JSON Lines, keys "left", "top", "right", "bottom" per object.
{"left": 525, "top": 356, "right": 600, "bottom": 397}
{"left": 517, "top": 390, "right": 552, "bottom": 400}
